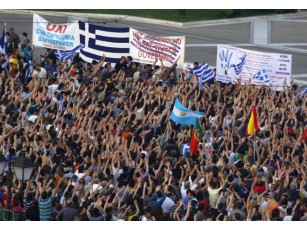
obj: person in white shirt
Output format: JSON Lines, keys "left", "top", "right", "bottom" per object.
{"left": 181, "top": 177, "right": 205, "bottom": 200}
{"left": 161, "top": 194, "right": 175, "bottom": 214}
{"left": 33, "top": 65, "right": 47, "bottom": 80}
{"left": 47, "top": 84, "right": 59, "bottom": 99}
{"left": 283, "top": 208, "right": 292, "bottom": 221}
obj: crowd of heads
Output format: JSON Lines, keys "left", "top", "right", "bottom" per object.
{"left": 0, "top": 28, "right": 306, "bottom": 221}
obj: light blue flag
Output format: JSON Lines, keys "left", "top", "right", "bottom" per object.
{"left": 170, "top": 98, "right": 204, "bottom": 125}
{"left": 253, "top": 69, "right": 270, "bottom": 85}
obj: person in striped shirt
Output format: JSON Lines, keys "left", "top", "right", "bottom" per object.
{"left": 37, "top": 176, "right": 63, "bottom": 221}
{"left": 38, "top": 190, "right": 53, "bottom": 221}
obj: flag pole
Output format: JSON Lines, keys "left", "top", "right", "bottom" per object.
{"left": 253, "top": 133, "right": 256, "bottom": 163}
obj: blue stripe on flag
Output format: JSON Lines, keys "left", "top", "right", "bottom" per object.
{"left": 88, "top": 24, "right": 130, "bottom": 33}
{"left": 95, "top": 35, "right": 129, "bottom": 43}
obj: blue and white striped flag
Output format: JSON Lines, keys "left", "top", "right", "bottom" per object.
{"left": 253, "top": 69, "right": 270, "bottom": 85}
{"left": 58, "top": 93, "right": 65, "bottom": 111}
{"left": 53, "top": 44, "right": 84, "bottom": 61}
{"left": 182, "top": 143, "right": 190, "bottom": 157}
{"left": 25, "top": 62, "right": 33, "bottom": 83}
{"left": 0, "top": 23, "right": 7, "bottom": 57}
{"left": 232, "top": 54, "right": 246, "bottom": 75}
{"left": 298, "top": 87, "right": 307, "bottom": 99}
{"left": 190, "top": 63, "right": 215, "bottom": 90}
{"left": 78, "top": 21, "right": 130, "bottom": 64}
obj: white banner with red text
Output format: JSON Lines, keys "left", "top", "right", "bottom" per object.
{"left": 129, "top": 28, "right": 185, "bottom": 67}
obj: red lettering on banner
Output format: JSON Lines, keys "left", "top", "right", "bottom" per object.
{"left": 46, "top": 23, "right": 56, "bottom": 31}
{"left": 55, "top": 25, "right": 68, "bottom": 33}
{"left": 46, "top": 23, "right": 68, "bottom": 33}
{"left": 137, "top": 51, "right": 172, "bottom": 63}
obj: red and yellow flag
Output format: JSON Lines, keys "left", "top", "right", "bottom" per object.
{"left": 245, "top": 105, "right": 259, "bottom": 136}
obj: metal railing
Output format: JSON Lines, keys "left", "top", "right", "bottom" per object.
{"left": 0, "top": 208, "right": 26, "bottom": 221}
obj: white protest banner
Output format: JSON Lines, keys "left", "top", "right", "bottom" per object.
{"left": 216, "top": 45, "right": 292, "bottom": 91}
{"left": 32, "top": 14, "right": 80, "bottom": 50}
{"left": 129, "top": 28, "right": 185, "bottom": 67}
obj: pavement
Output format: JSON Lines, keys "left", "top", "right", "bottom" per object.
{"left": 0, "top": 9, "right": 306, "bottom": 85}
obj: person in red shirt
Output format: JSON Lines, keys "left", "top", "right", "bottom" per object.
{"left": 12, "top": 200, "right": 26, "bottom": 213}
{"left": 195, "top": 191, "right": 211, "bottom": 218}
{"left": 252, "top": 175, "right": 267, "bottom": 195}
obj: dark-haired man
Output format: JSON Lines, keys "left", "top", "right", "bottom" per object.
{"left": 114, "top": 56, "right": 127, "bottom": 72}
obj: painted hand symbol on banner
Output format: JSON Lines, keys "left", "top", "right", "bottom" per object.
{"left": 219, "top": 49, "right": 233, "bottom": 75}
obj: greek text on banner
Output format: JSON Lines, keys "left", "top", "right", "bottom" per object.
{"left": 32, "top": 14, "right": 80, "bottom": 51}
{"left": 215, "top": 45, "right": 292, "bottom": 91}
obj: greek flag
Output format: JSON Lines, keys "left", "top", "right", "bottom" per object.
{"left": 25, "top": 62, "right": 33, "bottom": 83}
{"left": 58, "top": 93, "right": 65, "bottom": 111}
{"left": 232, "top": 54, "right": 246, "bottom": 75}
{"left": 253, "top": 69, "right": 270, "bottom": 85}
{"left": 190, "top": 63, "right": 215, "bottom": 91}
{"left": 53, "top": 44, "right": 84, "bottom": 61}
{"left": 170, "top": 98, "right": 204, "bottom": 125}
{"left": 0, "top": 23, "right": 7, "bottom": 57}
{"left": 182, "top": 143, "right": 190, "bottom": 157}
{"left": 298, "top": 88, "right": 307, "bottom": 99}
{"left": 78, "top": 21, "right": 130, "bottom": 64}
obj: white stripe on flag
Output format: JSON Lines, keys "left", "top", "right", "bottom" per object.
{"left": 88, "top": 30, "right": 130, "bottom": 38}
{"left": 172, "top": 106, "right": 204, "bottom": 118}
{"left": 95, "top": 40, "right": 130, "bottom": 49}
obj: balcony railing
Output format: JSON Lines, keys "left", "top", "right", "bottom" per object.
{"left": 0, "top": 208, "right": 26, "bottom": 221}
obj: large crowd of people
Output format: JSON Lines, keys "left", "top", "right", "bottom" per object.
{"left": 0, "top": 27, "right": 306, "bottom": 221}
